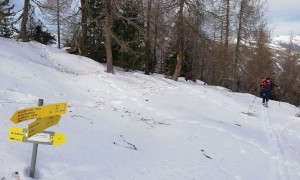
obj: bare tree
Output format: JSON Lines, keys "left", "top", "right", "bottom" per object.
{"left": 104, "top": 0, "right": 114, "bottom": 73}
{"left": 171, "top": 0, "right": 184, "bottom": 81}
{"left": 20, "top": 0, "right": 30, "bottom": 42}
{"left": 39, "top": 0, "right": 73, "bottom": 48}
{"left": 278, "top": 34, "right": 300, "bottom": 104}
{"left": 144, "top": 0, "right": 152, "bottom": 75}
{"left": 233, "top": 0, "right": 264, "bottom": 91}
{"left": 80, "top": 0, "right": 88, "bottom": 55}
{"left": 243, "top": 22, "right": 273, "bottom": 93}
{"left": 209, "top": 0, "right": 234, "bottom": 87}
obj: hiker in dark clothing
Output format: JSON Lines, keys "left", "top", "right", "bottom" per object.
{"left": 260, "top": 77, "right": 280, "bottom": 106}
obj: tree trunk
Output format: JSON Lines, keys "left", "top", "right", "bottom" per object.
{"left": 151, "top": 1, "right": 160, "bottom": 74}
{"left": 104, "top": 0, "right": 113, "bottom": 73}
{"left": 234, "top": 0, "right": 245, "bottom": 91}
{"left": 222, "top": 0, "right": 230, "bottom": 86}
{"left": 144, "top": 0, "right": 152, "bottom": 75}
{"left": 172, "top": 0, "right": 184, "bottom": 81}
{"left": 20, "top": 0, "right": 30, "bottom": 42}
{"left": 81, "top": 0, "right": 88, "bottom": 55}
{"left": 57, "top": 0, "right": 61, "bottom": 48}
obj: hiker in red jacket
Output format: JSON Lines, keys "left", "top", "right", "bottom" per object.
{"left": 260, "top": 77, "right": 280, "bottom": 106}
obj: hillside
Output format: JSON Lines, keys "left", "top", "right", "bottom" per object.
{"left": 269, "top": 35, "right": 300, "bottom": 76}
{"left": 271, "top": 35, "right": 300, "bottom": 50}
{"left": 0, "top": 37, "right": 300, "bottom": 180}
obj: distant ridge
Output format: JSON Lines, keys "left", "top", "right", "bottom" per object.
{"left": 272, "top": 35, "right": 300, "bottom": 47}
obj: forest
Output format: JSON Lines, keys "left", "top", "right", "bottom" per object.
{"left": 0, "top": 0, "right": 299, "bottom": 106}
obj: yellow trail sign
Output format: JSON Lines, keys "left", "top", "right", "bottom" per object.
{"left": 50, "top": 132, "right": 67, "bottom": 146}
{"left": 8, "top": 127, "right": 26, "bottom": 142}
{"left": 8, "top": 127, "right": 67, "bottom": 146}
{"left": 10, "top": 102, "right": 67, "bottom": 124}
{"left": 27, "top": 115, "right": 61, "bottom": 138}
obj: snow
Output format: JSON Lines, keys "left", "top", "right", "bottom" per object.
{"left": 271, "top": 35, "right": 300, "bottom": 48}
{"left": 0, "top": 37, "right": 300, "bottom": 180}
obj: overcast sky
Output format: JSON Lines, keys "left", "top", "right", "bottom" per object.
{"left": 267, "top": 0, "right": 300, "bottom": 37}
{"left": 11, "top": 0, "right": 300, "bottom": 38}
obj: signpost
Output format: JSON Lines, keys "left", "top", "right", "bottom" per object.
{"left": 30, "top": 99, "right": 43, "bottom": 178}
{"left": 27, "top": 115, "right": 61, "bottom": 138}
{"left": 7, "top": 99, "right": 68, "bottom": 178}
{"left": 10, "top": 102, "right": 67, "bottom": 124}
{"left": 8, "top": 127, "right": 67, "bottom": 146}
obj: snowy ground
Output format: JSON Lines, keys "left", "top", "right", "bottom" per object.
{"left": 272, "top": 35, "right": 300, "bottom": 47}
{"left": 0, "top": 37, "right": 300, "bottom": 180}
{"left": 270, "top": 35, "right": 300, "bottom": 51}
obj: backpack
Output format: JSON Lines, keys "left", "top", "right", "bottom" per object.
{"left": 261, "top": 78, "right": 270, "bottom": 91}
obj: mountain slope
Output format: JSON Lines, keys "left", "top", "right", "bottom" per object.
{"left": 271, "top": 35, "right": 300, "bottom": 49}
{"left": 0, "top": 38, "right": 300, "bottom": 180}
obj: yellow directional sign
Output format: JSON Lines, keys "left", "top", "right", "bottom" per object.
{"left": 8, "top": 127, "right": 67, "bottom": 146}
{"left": 10, "top": 102, "right": 67, "bottom": 124}
{"left": 8, "top": 127, "right": 26, "bottom": 142}
{"left": 27, "top": 115, "right": 61, "bottom": 138}
{"left": 50, "top": 132, "right": 67, "bottom": 146}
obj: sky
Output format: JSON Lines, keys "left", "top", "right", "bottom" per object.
{"left": 267, "top": 0, "right": 300, "bottom": 37}
{"left": 1, "top": 37, "right": 300, "bottom": 179}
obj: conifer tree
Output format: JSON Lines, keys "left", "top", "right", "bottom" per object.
{"left": 0, "top": 0, "right": 18, "bottom": 38}
{"left": 112, "top": 0, "right": 143, "bottom": 71}
{"left": 86, "top": 0, "right": 105, "bottom": 61}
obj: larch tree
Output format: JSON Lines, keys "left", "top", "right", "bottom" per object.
{"left": 209, "top": 0, "right": 234, "bottom": 87}
{"left": 103, "top": 0, "right": 114, "bottom": 73}
{"left": 233, "top": 0, "right": 264, "bottom": 91}
{"left": 278, "top": 34, "right": 300, "bottom": 105}
{"left": 144, "top": 0, "right": 153, "bottom": 75}
{"left": 40, "top": 0, "right": 73, "bottom": 48}
{"left": 171, "top": 0, "right": 184, "bottom": 81}
{"left": 220, "top": 0, "right": 231, "bottom": 87}
{"left": 243, "top": 22, "right": 272, "bottom": 93}
{"left": 80, "top": 0, "right": 88, "bottom": 55}
{"left": 20, "top": 0, "right": 30, "bottom": 42}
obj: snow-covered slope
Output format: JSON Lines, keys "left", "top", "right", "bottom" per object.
{"left": 271, "top": 35, "right": 300, "bottom": 50}
{"left": 272, "top": 35, "right": 300, "bottom": 46}
{"left": 269, "top": 35, "right": 300, "bottom": 71}
{"left": 0, "top": 38, "right": 300, "bottom": 180}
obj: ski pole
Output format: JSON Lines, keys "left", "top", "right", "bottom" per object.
{"left": 278, "top": 89, "right": 281, "bottom": 107}
{"left": 252, "top": 96, "right": 257, "bottom": 103}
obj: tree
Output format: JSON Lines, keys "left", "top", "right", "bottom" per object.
{"left": 0, "top": 8, "right": 3, "bottom": 22}
{"left": 20, "top": 0, "right": 30, "bottom": 42}
{"left": 40, "top": 0, "right": 73, "bottom": 48}
{"left": 103, "top": 0, "right": 114, "bottom": 73}
{"left": 112, "top": 0, "right": 144, "bottom": 71}
{"left": 162, "top": 0, "right": 209, "bottom": 81}
{"left": 233, "top": 0, "right": 264, "bottom": 91}
{"left": 80, "top": 0, "right": 88, "bottom": 55}
{"left": 26, "top": 7, "right": 41, "bottom": 40}
{"left": 60, "top": 3, "right": 81, "bottom": 48}
{"left": 144, "top": 0, "right": 153, "bottom": 75}
{"left": 243, "top": 23, "right": 273, "bottom": 94}
{"left": 208, "top": 0, "right": 233, "bottom": 87}
{"left": 33, "top": 25, "right": 56, "bottom": 44}
{"left": 86, "top": 0, "right": 105, "bottom": 61}
{"left": 0, "top": 0, "right": 18, "bottom": 38}
{"left": 278, "top": 34, "right": 300, "bottom": 105}
{"left": 213, "top": 0, "right": 234, "bottom": 87}
{"left": 171, "top": 0, "right": 184, "bottom": 81}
